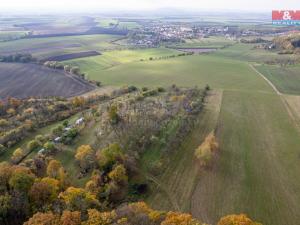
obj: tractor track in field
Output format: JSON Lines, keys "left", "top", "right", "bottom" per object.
{"left": 145, "top": 173, "right": 181, "bottom": 211}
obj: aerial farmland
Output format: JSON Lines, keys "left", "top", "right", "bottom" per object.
{"left": 0, "top": 7, "right": 300, "bottom": 225}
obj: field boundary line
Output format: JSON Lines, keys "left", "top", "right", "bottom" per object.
{"left": 248, "top": 63, "right": 282, "bottom": 95}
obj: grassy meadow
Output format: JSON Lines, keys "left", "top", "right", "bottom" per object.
{"left": 66, "top": 48, "right": 181, "bottom": 71}
{"left": 0, "top": 31, "right": 28, "bottom": 41}
{"left": 76, "top": 53, "right": 271, "bottom": 91}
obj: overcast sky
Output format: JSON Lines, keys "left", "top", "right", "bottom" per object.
{"left": 1, "top": 0, "right": 299, "bottom": 13}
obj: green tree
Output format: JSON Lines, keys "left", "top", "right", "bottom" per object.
{"left": 27, "top": 140, "right": 40, "bottom": 152}
{"left": 9, "top": 169, "right": 35, "bottom": 192}
{"left": 97, "top": 144, "right": 124, "bottom": 171}
{"left": 0, "top": 194, "right": 12, "bottom": 219}
{"left": 44, "top": 141, "right": 55, "bottom": 152}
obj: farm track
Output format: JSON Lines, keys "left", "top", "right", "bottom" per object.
{"left": 249, "top": 64, "right": 281, "bottom": 95}
{"left": 249, "top": 63, "right": 300, "bottom": 133}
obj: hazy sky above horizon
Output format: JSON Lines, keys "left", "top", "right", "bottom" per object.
{"left": 1, "top": 0, "right": 299, "bottom": 13}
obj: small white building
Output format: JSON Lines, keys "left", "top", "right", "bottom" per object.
{"left": 54, "top": 137, "right": 61, "bottom": 142}
{"left": 75, "top": 117, "right": 84, "bottom": 125}
{"left": 38, "top": 148, "right": 45, "bottom": 154}
{"left": 64, "top": 127, "right": 71, "bottom": 131}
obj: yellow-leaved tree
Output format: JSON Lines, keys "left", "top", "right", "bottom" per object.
{"left": 75, "top": 145, "right": 95, "bottom": 172}
{"left": 194, "top": 132, "right": 218, "bottom": 167}
{"left": 217, "top": 214, "right": 262, "bottom": 225}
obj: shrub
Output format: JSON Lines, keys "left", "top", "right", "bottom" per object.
{"left": 0, "top": 144, "right": 6, "bottom": 155}
{"left": 35, "top": 135, "right": 45, "bottom": 145}
{"left": 0, "top": 119, "right": 9, "bottom": 127}
{"left": 128, "top": 85, "right": 138, "bottom": 92}
{"left": 157, "top": 87, "right": 165, "bottom": 92}
{"left": 142, "top": 89, "right": 158, "bottom": 97}
{"left": 11, "top": 148, "right": 24, "bottom": 163}
{"left": 97, "top": 143, "right": 124, "bottom": 171}
{"left": 108, "top": 105, "right": 120, "bottom": 125}
{"left": 44, "top": 141, "right": 56, "bottom": 152}
{"left": 61, "top": 128, "right": 78, "bottom": 145}
{"left": 70, "top": 67, "right": 81, "bottom": 75}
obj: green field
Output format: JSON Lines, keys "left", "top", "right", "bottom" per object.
{"left": 65, "top": 38, "right": 299, "bottom": 87}
{"left": 171, "top": 36, "right": 235, "bottom": 48}
{"left": 0, "top": 31, "right": 28, "bottom": 41}
{"left": 79, "top": 54, "right": 271, "bottom": 90}
{"left": 118, "top": 21, "right": 141, "bottom": 29}
{"left": 66, "top": 48, "right": 182, "bottom": 76}
{"left": 95, "top": 18, "right": 118, "bottom": 28}
{"left": 213, "top": 43, "right": 298, "bottom": 62}
{"left": 254, "top": 64, "right": 300, "bottom": 95}
{"left": 191, "top": 90, "right": 300, "bottom": 225}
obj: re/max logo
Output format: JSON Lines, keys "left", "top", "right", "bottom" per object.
{"left": 272, "top": 10, "right": 300, "bottom": 25}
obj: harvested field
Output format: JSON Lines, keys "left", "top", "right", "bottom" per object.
{"left": 45, "top": 51, "right": 101, "bottom": 61}
{"left": 0, "top": 62, "right": 94, "bottom": 99}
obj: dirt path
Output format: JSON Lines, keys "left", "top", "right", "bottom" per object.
{"left": 248, "top": 64, "right": 282, "bottom": 96}
{"left": 249, "top": 64, "right": 300, "bottom": 134}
